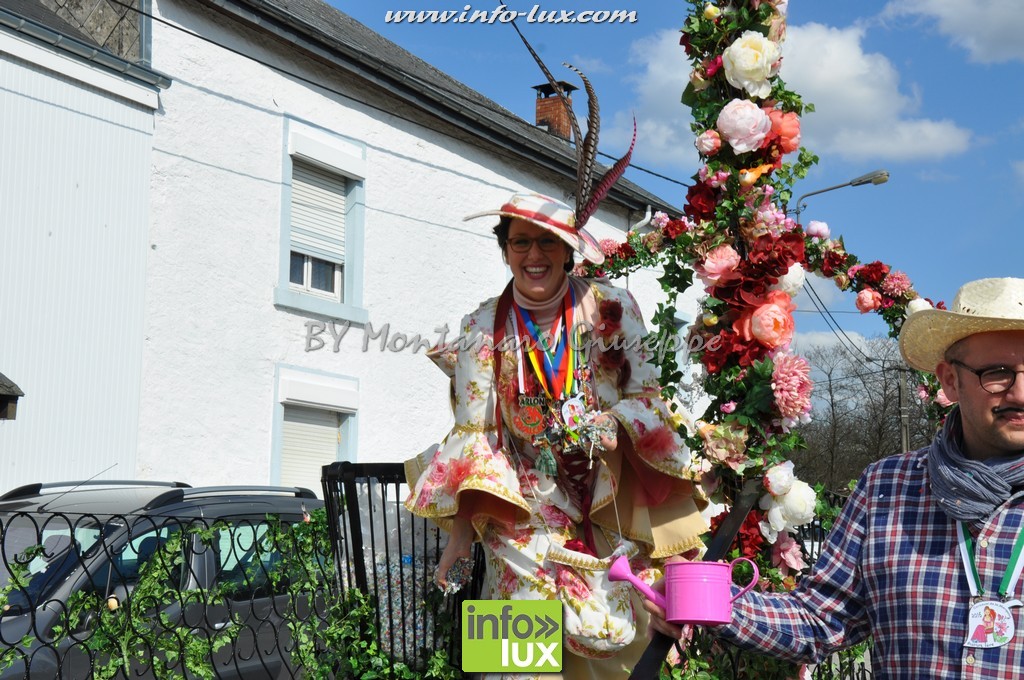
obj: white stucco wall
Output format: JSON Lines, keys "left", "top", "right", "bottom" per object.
{"left": 0, "top": 30, "right": 156, "bottom": 491}
{"left": 137, "top": 0, "right": 697, "bottom": 488}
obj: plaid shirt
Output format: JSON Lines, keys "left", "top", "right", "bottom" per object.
{"left": 718, "top": 445, "right": 1024, "bottom": 679}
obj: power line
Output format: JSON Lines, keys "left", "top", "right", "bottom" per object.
{"left": 803, "top": 279, "right": 876, "bottom": 363}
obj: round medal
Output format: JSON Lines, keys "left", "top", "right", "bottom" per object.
{"left": 513, "top": 404, "right": 547, "bottom": 436}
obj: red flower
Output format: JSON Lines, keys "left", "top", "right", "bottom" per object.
{"left": 618, "top": 241, "right": 637, "bottom": 260}
{"left": 663, "top": 219, "right": 689, "bottom": 240}
{"left": 705, "top": 55, "right": 723, "bottom": 77}
{"left": 819, "top": 250, "right": 848, "bottom": 277}
{"left": 851, "top": 260, "right": 890, "bottom": 286}
{"left": 679, "top": 33, "right": 693, "bottom": 56}
{"left": 684, "top": 182, "right": 718, "bottom": 221}
{"left": 708, "top": 509, "right": 766, "bottom": 560}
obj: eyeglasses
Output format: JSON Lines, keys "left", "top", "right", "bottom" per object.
{"left": 507, "top": 236, "right": 563, "bottom": 253}
{"left": 949, "top": 360, "right": 1024, "bottom": 395}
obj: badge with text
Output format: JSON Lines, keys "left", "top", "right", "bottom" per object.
{"left": 461, "top": 600, "right": 562, "bottom": 673}
{"left": 965, "top": 599, "right": 1022, "bottom": 648}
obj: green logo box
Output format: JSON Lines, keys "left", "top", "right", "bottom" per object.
{"left": 461, "top": 600, "right": 562, "bottom": 673}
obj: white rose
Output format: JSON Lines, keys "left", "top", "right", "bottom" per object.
{"left": 770, "top": 263, "right": 805, "bottom": 296}
{"left": 703, "top": 3, "right": 721, "bottom": 20}
{"left": 906, "top": 297, "right": 932, "bottom": 316}
{"left": 763, "top": 460, "right": 795, "bottom": 496}
{"left": 722, "top": 31, "right": 781, "bottom": 99}
{"left": 779, "top": 480, "right": 816, "bottom": 528}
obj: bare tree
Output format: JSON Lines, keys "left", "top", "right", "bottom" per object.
{"left": 790, "top": 337, "right": 936, "bottom": 492}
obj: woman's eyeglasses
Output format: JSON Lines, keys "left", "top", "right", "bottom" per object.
{"left": 949, "top": 360, "right": 1024, "bottom": 394}
{"left": 507, "top": 236, "right": 562, "bottom": 253}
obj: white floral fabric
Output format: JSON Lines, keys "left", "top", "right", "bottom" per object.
{"left": 405, "top": 277, "right": 707, "bottom": 670}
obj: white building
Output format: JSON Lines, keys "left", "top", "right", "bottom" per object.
{"left": 0, "top": 0, "right": 693, "bottom": 495}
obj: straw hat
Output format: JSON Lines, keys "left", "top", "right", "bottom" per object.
{"left": 899, "top": 278, "right": 1024, "bottom": 372}
{"left": 464, "top": 192, "right": 606, "bottom": 265}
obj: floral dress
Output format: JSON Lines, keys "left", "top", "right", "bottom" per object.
{"left": 405, "top": 277, "right": 707, "bottom": 673}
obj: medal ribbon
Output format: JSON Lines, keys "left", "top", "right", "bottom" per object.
{"left": 512, "top": 286, "right": 576, "bottom": 399}
{"left": 956, "top": 522, "right": 1024, "bottom": 599}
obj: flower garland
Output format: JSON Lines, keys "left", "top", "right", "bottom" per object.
{"left": 575, "top": 2, "right": 955, "bottom": 676}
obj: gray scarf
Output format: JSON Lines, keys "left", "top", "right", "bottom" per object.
{"left": 928, "top": 407, "right": 1024, "bottom": 522}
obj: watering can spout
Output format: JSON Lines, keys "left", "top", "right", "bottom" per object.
{"left": 608, "top": 555, "right": 665, "bottom": 609}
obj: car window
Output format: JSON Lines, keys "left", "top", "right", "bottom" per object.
{"left": 0, "top": 514, "right": 105, "bottom": 615}
{"left": 213, "top": 520, "right": 281, "bottom": 600}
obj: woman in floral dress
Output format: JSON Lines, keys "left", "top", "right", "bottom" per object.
{"left": 405, "top": 192, "right": 707, "bottom": 678}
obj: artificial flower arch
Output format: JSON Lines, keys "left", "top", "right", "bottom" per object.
{"left": 577, "top": 4, "right": 953, "bottom": 671}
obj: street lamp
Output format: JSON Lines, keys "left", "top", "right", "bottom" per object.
{"left": 791, "top": 169, "right": 890, "bottom": 225}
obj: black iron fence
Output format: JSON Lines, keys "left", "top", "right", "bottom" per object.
{"left": 0, "top": 470, "right": 869, "bottom": 679}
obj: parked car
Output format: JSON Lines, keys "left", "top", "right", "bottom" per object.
{"left": 0, "top": 480, "right": 324, "bottom": 679}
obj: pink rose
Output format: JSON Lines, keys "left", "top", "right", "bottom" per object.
{"left": 935, "top": 389, "right": 954, "bottom": 407}
{"left": 721, "top": 401, "right": 737, "bottom": 413}
{"left": 695, "top": 244, "right": 741, "bottom": 286}
{"left": 695, "top": 130, "right": 722, "bottom": 156}
{"left": 855, "top": 288, "right": 882, "bottom": 313}
{"left": 772, "top": 531, "right": 807, "bottom": 578}
{"left": 805, "top": 220, "right": 829, "bottom": 239}
{"left": 716, "top": 99, "right": 772, "bottom": 154}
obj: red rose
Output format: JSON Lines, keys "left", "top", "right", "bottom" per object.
{"left": 684, "top": 182, "right": 718, "bottom": 221}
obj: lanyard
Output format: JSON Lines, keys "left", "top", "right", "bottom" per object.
{"left": 956, "top": 522, "right": 1024, "bottom": 599}
{"left": 512, "top": 286, "right": 577, "bottom": 399}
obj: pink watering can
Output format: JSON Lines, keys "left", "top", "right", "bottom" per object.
{"left": 608, "top": 555, "right": 759, "bottom": 625}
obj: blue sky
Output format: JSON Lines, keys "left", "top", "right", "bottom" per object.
{"left": 331, "top": 0, "right": 1023, "bottom": 343}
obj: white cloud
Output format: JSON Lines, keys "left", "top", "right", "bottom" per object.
{"left": 1014, "top": 161, "right": 1024, "bottom": 186}
{"left": 604, "top": 24, "right": 972, "bottom": 169}
{"left": 882, "top": 0, "right": 1024, "bottom": 63}
{"left": 783, "top": 23, "right": 972, "bottom": 161}
{"left": 603, "top": 29, "right": 698, "bottom": 171}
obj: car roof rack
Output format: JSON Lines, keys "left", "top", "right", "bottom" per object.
{"left": 0, "top": 480, "right": 192, "bottom": 501}
{"left": 180, "top": 486, "right": 318, "bottom": 500}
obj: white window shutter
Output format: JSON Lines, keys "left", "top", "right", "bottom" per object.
{"left": 290, "top": 159, "right": 346, "bottom": 265}
{"left": 281, "top": 405, "right": 340, "bottom": 497}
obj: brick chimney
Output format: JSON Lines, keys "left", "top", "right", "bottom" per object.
{"left": 533, "top": 81, "right": 578, "bottom": 141}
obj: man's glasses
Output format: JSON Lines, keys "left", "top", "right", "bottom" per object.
{"left": 949, "top": 360, "right": 1024, "bottom": 395}
{"left": 507, "top": 236, "right": 562, "bottom": 253}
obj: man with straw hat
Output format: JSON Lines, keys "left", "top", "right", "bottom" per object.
{"left": 646, "top": 277, "right": 1024, "bottom": 678}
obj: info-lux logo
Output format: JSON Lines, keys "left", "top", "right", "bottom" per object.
{"left": 461, "top": 600, "right": 562, "bottom": 672}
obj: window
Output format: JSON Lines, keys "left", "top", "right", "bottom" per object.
{"left": 280, "top": 405, "right": 344, "bottom": 495}
{"left": 288, "top": 159, "right": 346, "bottom": 302}
{"left": 274, "top": 122, "right": 367, "bottom": 324}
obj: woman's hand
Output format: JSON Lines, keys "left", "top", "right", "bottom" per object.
{"left": 436, "top": 516, "right": 475, "bottom": 590}
{"left": 592, "top": 412, "right": 622, "bottom": 453}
